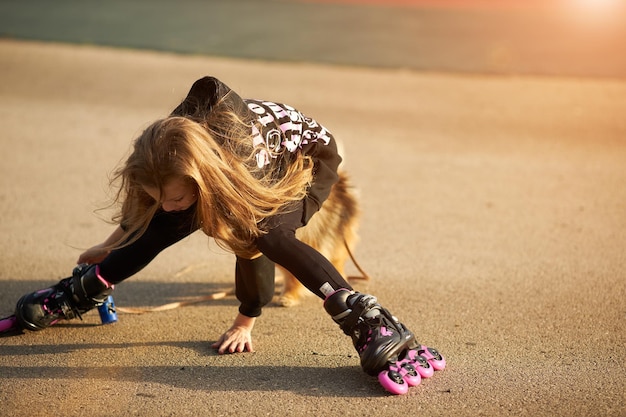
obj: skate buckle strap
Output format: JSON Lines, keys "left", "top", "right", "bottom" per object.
{"left": 60, "top": 300, "right": 81, "bottom": 321}
{"left": 340, "top": 294, "right": 377, "bottom": 335}
{"left": 46, "top": 285, "right": 82, "bottom": 322}
{"left": 57, "top": 283, "right": 84, "bottom": 321}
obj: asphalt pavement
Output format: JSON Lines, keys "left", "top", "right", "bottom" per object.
{"left": 0, "top": 1, "right": 624, "bottom": 416}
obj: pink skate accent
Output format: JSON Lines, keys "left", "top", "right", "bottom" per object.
{"left": 358, "top": 332, "right": 373, "bottom": 353}
{"left": 95, "top": 265, "right": 114, "bottom": 289}
{"left": 0, "top": 316, "right": 17, "bottom": 332}
{"left": 380, "top": 327, "right": 393, "bottom": 337}
{"left": 42, "top": 299, "right": 52, "bottom": 314}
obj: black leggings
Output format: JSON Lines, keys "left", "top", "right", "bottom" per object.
{"left": 99, "top": 207, "right": 199, "bottom": 281}
{"left": 98, "top": 202, "right": 352, "bottom": 317}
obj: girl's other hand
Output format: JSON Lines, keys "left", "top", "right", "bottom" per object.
{"left": 77, "top": 244, "right": 110, "bottom": 265}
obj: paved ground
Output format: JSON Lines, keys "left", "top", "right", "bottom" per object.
{"left": 0, "top": 38, "right": 624, "bottom": 417}
{"left": 0, "top": 1, "right": 625, "bottom": 416}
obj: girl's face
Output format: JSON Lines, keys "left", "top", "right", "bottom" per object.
{"left": 142, "top": 177, "right": 198, "bottom": 212}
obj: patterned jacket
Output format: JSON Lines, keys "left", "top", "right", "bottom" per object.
{"left": 171, "top": 76, "right": 342, "bottom": 223}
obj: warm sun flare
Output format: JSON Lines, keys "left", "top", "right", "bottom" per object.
{"left": 573, "top": 0, "right": 622, "bottom": 12}
{"left": 567, "top": 0, "right": 625, "bottom": 27}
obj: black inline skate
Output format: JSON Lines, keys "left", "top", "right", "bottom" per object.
{"left": 0, "top": 264, "right": 113, "bottom": 334}
{"left": 324, "top": 289, "right": 446, "bottom": 395}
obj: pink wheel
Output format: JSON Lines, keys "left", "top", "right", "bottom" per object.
{"left": 0, "top": 316, "right": 17, "bottom": 333}
{"left": 407, "top": 350, "right": 434, "bottom": 378}
{"left": 419, "top": 345, "right": 446, "bottom": 371}
{"left": 399, "top": 362, "right": 421, "bottom": 387}
{"left": 378, "top": 369, "right": 409, "bottom": 395}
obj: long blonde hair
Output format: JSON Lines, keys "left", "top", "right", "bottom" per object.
{"left": 109, "top": 96, "right": 314, "bottom": 257}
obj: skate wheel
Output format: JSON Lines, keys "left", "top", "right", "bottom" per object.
{"left": 407, "top": 350, "right": 435, "bottom": 378}
{"left": 400, "top": 362, "right": 421, "bottom": 387}
{"left": 420, "top": 345, "right": 446, "bottom": 371}
{"left": 378, "top": 369, "right": 409, "bottom": 395}
{"left": 0, "top": 315, "right": 18, "bottom": 333}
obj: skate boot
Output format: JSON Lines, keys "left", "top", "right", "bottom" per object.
{"left": 324, "top": 289, "right": 445, "bottom": 395}
{"left": 14, "top": 264, "right": 113, "bottom": 331}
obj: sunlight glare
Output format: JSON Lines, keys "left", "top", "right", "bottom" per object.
{"left": 572, "top": 0, "right": 622, "bottom": 14}
{"left": 568, "top": 0, "right": 625, "bottom": 28}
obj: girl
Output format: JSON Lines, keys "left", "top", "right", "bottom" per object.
{"left": 11, "top": 76, "right": 444, "bottom": 393}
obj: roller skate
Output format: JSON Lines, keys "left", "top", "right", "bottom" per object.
{"left": 0, "top": 264, "right": 113, "bottom": 335}
{"left": 324, "top": 289, "right": 445, "bottom": 395}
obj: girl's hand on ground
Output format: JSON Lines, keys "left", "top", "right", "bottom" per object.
{"left": 212, "top": 326, "right": 254, "bottom": 354}
{"left": 211, "top": 313, "right": 256, "bottom": 354}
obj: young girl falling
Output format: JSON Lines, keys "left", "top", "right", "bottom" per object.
{"left": 1, "top": 76, "right": 445, "bottom": 394}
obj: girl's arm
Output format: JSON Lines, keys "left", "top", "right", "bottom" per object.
{"left": 77, "top": 226, "right": 126, "bottom": 265}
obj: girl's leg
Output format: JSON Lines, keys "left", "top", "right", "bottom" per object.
{"left": 15, "top": 206, "right": 199, "bottom": 331}
{"left": 257, "top": 203, "right": 444, "bottom": 382}
{"left": 255, "top": 202, "right": 352, "bottom": 300}
{"left": 99, "top": 207, "right": 199, "bottom": 283}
